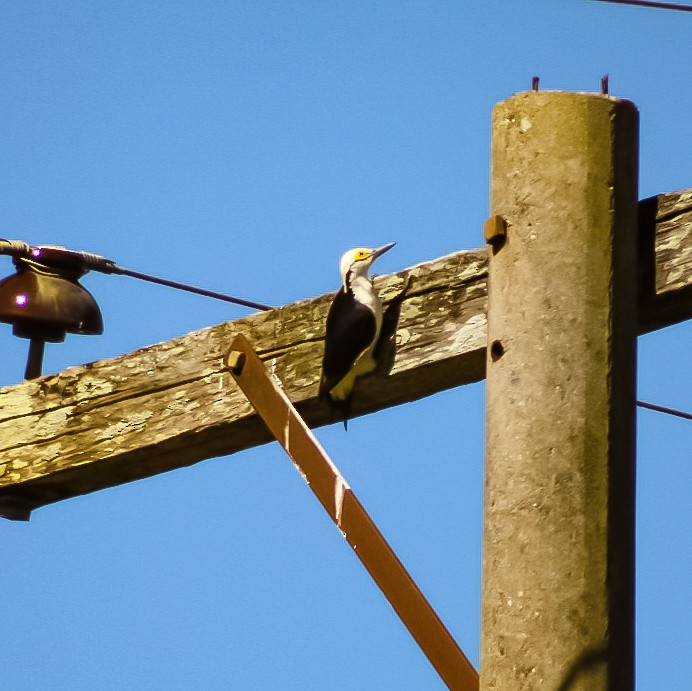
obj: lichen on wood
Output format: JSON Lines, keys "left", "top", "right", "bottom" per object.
{"left": 0, "top": 186, "right": 690, "bottom": 518}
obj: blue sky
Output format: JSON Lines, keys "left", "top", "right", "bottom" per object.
{"left": 1, "top": 1, "right": 690, "bottom": 689}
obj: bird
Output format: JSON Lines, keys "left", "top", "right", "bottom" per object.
{"left": 319, "top": 243, "right": 395, "bottom": 429}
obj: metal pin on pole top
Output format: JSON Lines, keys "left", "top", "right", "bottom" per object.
{"left": 601, "top": 74, "right": 610, "bottom": 95}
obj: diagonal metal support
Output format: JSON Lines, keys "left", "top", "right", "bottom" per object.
{"left": 224, "top": 333, "right": 478, "bottom": 691}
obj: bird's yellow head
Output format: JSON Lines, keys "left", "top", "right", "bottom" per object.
{"left": 339, "top": 243, "right": 395, "bottom": 288}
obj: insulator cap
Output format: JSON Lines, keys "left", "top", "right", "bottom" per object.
{"left": 0, "top": 258, "right": 103, "bottom": 342}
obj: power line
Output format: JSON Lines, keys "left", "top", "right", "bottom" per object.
{"left": 108, "top": 265, "right": 273, "bottom": 311}
{"left": 637, "top": 400, "right": 692, "bottom": 421}
{"left": 0, "top": 240, "right": 273, "bottom": 311}
{"left": 591, "top": 0, "right": 692, "bottom": 11}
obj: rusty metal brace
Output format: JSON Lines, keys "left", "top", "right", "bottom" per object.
{"left": 224, "top": 333, "right": 478, "bottom": 690}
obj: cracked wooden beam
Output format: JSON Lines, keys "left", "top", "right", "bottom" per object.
{"left": 0, "top": 187, "right": 690, "bottom": 519}
{"left": 638, "top": 187, "right": 692, "bottom": 332}
{"left": 0, "top": 249, "right": 489, "bottom": 520}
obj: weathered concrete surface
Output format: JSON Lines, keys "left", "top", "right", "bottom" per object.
{"left": 481, "top": 92, "right": 638, "bottom": 691}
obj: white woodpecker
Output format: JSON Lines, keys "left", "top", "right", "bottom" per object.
{"left": 319, "top": 243, "right": 396, "bottom": 429}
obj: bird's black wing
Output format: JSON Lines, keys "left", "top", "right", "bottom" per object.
{"left": 319, "top": 287, "right": 377, "bottom": 398}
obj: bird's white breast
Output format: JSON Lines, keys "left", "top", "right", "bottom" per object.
{"left": 349, "top": 273, "right": 383, "bottom": 328}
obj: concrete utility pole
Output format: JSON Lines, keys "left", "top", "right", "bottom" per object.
{"left": 482, "top": 92, "right": 639, "bottom": 689}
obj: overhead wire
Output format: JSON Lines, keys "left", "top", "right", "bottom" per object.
{"left": 591, "top": 0, "right": 692, "bottom": 11}
{"left": 636, "top": 400, "right": 692, "bottom": 421}
{"left": 0, "top": 240, "right": 273, "bottom": 311}
{"left": 106, "top": 264, "right": 273, "bottom": 311}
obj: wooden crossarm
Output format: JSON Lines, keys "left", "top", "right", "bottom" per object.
{"left": 0, "top": 187, "right": 690, "bottom": 519}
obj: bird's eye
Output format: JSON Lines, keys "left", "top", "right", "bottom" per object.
{"left": 354, "top": 250, "right": 369, "bottom": 261}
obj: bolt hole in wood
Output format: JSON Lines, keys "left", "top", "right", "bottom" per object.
{"left": 490, "top": 340, "right": 505, "bottom": 361}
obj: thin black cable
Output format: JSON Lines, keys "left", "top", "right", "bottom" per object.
{"left": 636, "top": 400, "right": 692, "bottom": 421}
{"left": 591, "top": 0, "right": 692, "bottom": 11}
{"left": 0, "top": 240, "right": 273, "bottom": 311}
{"left": 109, "top": 265, "right": 273, "bottom": 312}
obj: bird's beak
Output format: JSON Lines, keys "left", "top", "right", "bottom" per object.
{"left": 371, "top": 242, "right": 396, "bottom": 260}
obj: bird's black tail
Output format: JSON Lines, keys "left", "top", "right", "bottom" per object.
{"left": 319, "top": 390, "right": 351, "bottom": 430}
{"left": 334, "top": 396, "right": 352, "bottom": 431}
